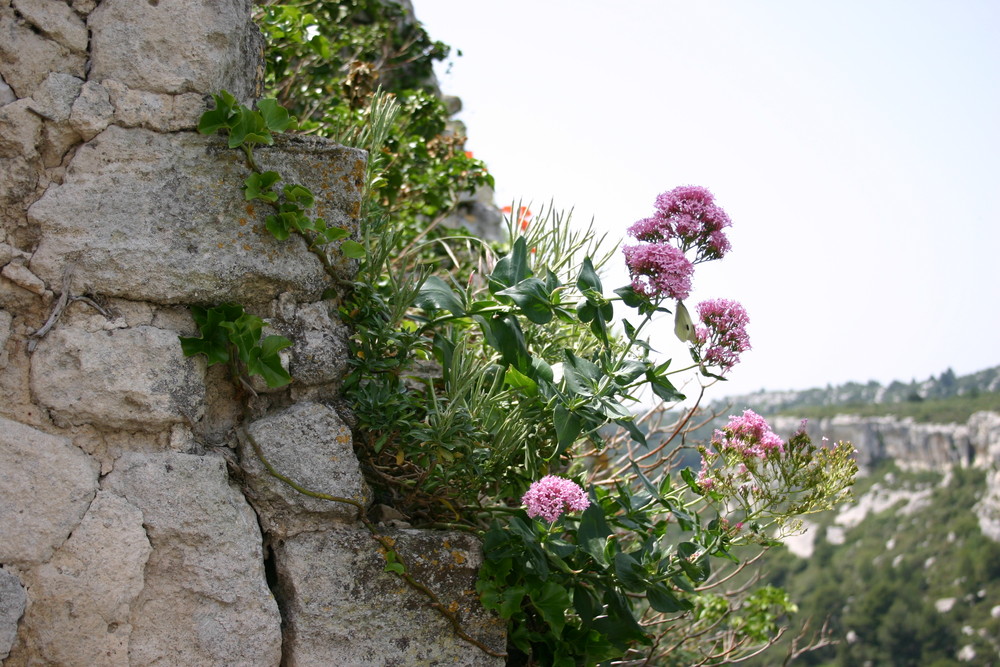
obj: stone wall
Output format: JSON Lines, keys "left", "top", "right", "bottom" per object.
{"left": 0, "top": 1, "right": 503, "bottom": 664}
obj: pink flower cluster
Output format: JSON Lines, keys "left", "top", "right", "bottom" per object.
{"left": 629, "top": 186, "right": 732, "bottom": 262}
{"left": 695, "top": 299, "right": 751, "bottom": 373}
{"left": 522, "top": 475, "right": 590, "bottom": 522}
{"left": 712, "top": 409, "right": 784, "bottom": 459}
{"left": 622, "top": 186, "right": 731, "bottom": 301}
{"left": 621, "top": 244, "right": 693, "bottom": 300}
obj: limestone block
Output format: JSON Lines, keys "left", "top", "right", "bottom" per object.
{"left": 30, "top": 323, "right": 206, "bottom": 430}
{"left": 0, "top": 567, "right": 26, "bottom": 661}
{"left": 0, "top": 309, "right": 11, "bottom": 367}
{"left": 241, "top": 401, "right": 371, "bottom": 536}
{"left": 39, "top": 118, "right": 81, "bottom": 168}
{"left": 275, "top": 527, "right": 506, "bottom": 665}
{"left": 69, "top": 80, "right": 114, "bottom": 141}
{"left": 10, "top": 491, "right": 150, "bottom": 666}
{"left": 104, "top": 451, "right": 282, "bottom": 666}
{"left": 11, "top": 0, "right": 89, "bottom": 53}
{"left": 0, "top": 416, "right": 98, "bottom": 565}
{"left": 89, "top": 0, "right": 264, "bottom": 102}
{"left": 29, "top": 125, "right": 365, "bottom": 305}
{"left": 0, "top": 7, "right": 85, "bottom": 98}
{"left": 288, "top": 301, "right": 351, "bottom": 386}
{"left": 0, "top": 99, "right": 42, "bottom": 159}
{"left": 26, "top": 72, "right": 82, "bottom": 122}
{"left": 103, "top": 79, "right": 205, "bottom": 133}
{"left": 0, "top": 259, "right": 46, "bottom": 295}
{"left": 0, "top": 72, "right": 15, "bottom": 106}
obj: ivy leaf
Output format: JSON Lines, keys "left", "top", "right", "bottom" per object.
{"left": 198, "top": 90, "right": 238, "bottom": 135}
{"left": 257, "top": 97, "right": 297, "bottom": 132}
{"left": 246, "top": 335, "right": 292, "bottom": 388}
{"left": 529, "top": 581, "right": 571, "bottom": 636}
{"left": 339, "top": 239, "right": 366, "bottom": 259}
{"left": 219, "top": 312, "right": 265, "bottom": 365}
{"left": 283, "top": 183, "right": 314, "bottom": 208}
{"left": 244, "top": 171, "right": 281, "bottom": 202}
{"left": 265, "top": 213, "right": 292, "bottom": 241}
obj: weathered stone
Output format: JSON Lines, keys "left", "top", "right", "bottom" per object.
{"left": 0, "top": 309, "right": 11, "bottom": 367}
{"left": 69, "top": 81, "right": 114, "bottom": 140}
{"left": 0, "top": 567, "right": 26, "bottom": 661}
{"left": 89, "top": 0, "right": 264, "bottom": 102}
{"left": 0, "top": 259, "right": 46, "bottom": 295}
{"left": 241, "top": 401, "right": 371, "bottom": 536}
{"left": 0, "top": 98, "right": 42, "bottom": 159}
{"left": 104, "top": 451, "right": 282, "bottom": 666}
{"left": 0, "top": 8, "right": 85, "bottom": 98}
{"left": 975, "top": 468, "right": 1000, "bottom": 542}
{"left": 71, "top": 0, "right": 97, "bottom": 16}
{"left": 11, "top": 0, "right": 89, "bottom": 53}
{"left": 30, "top": 322, "right": 206, "bottom": 429}
{"left": 29, "top": 126, "right": 364, "bottom": 305}
{"left": 0, "top": 416, "right": 98, "bottom": 564}
{"left": 39, "top": 118, "right": 81, "bottom": 168}
{"left": 0, "top": 72, "right": 15, "bottom": 106}
{"left": 287, "top": 300, "right": 351, "bottom": 386}
{"left": 275, "top": 527, "right": 506, "bottom": 665}
{"left": 103, "top": 79, "right": 205, "bottom": 132}
{"left": 10, "top": 491, "right": 150, "bottom": 666}
{"left": 26, "top": 72, "right": 82, "bottom": 122}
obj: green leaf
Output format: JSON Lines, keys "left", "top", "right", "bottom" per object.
{"left": 488, "top": 237, "right": 531, "bottom": 293}
{"left": 265, "top": 214, "right": 292, "bottom": 241}
{"left": 219, "top": 312, "right": 265, "bottom": 365}
{"left": 614, "top": 551, "right": 647, "bottom": 592}
{"left": 504, "top": 365, "right": 538, "bottom": 397}
{"left": 244, "top": 171, "right": 281, "bottom": 202}
{"left": 562, "top": 351, "right": 602, "bottom": 397}
{"left": 318, "top": 224, "right": 350, "bottom": 243}
{"left": 384, "top": 562, "right": 405, "bottom": 575}
{"left": 256, "top": 97, "right": 296, "bottom": 132}
{"left": 500, "top": 586, "right": 527, "bottom": 619}
{"left": 577, "top": 503, "right": 611, "bottom": 567}
{"left": 198, "top": 90, "right": 238, "bottom": 135}
{"left": 577, "top": 257, "right": 603, "bottom": 294}
{"left": 340, "top": 239, "right": 366, "bottom": 259}
{"left": 413, "top": 275, "right": 465, "bottom": 316}
{"left": 529, "top": 580, "right": 571, "bottom": 635}
{"left": 647, "top": 584, "right": 687, "bottom": 613}
{"left": 554, "top": 405, "right": 582, "bottom": 449}
{"left": 283, "top": 183, "right": 314, "bottom": 208}
{"left": 497, "top": 277, "right": 552, "bottom": 324}
{"left": 614, "top": 284, "right": 644, "bottom": 308}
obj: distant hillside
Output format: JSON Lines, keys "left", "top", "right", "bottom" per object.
{"left": 711, "top": 365, "right": 1000, "bottom": 421}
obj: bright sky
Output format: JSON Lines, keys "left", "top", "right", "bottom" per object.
{"left": 414, "top": 1, "right": 1000, "bottom": 401}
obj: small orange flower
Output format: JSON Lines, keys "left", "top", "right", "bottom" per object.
{"left": 501, "top": 205, "right": 533, "bottom": 231}
{"left": 464, "top": 151, "right": 474, "bottom": 159}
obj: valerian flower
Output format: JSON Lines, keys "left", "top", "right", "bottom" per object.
{"left": 522, "top": 475, "right": 590, "bottom": 522}
{"left": 695, "top": 298, "right": 751, "bottom": 373}
{"left": 628, "top": 185, "right": 732, "bottom": 262}
{"left": 713, "top": 409, "right": 784, "bottom": 458}
{"left": 622, "top": 243, "right": 694, "bottom": 300}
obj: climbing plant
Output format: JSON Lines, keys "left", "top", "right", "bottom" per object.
{"left": 178, "top": 4, "right": 862, "bottom": 664}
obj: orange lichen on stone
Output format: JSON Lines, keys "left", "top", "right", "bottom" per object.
{"left": 451, "top": 551, "right": 466, "bottom": 565}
